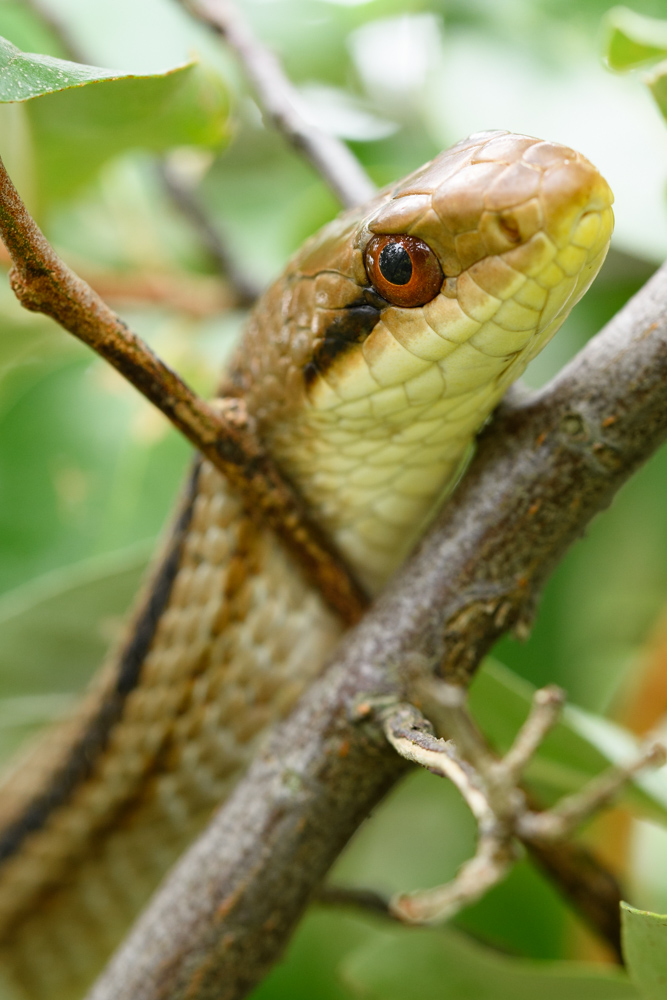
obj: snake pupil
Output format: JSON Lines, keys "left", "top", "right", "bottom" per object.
{"left": 378, "top": 243, "right": 412, "bottom": 286}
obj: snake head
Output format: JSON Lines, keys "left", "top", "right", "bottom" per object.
{"left": 352, "top": 130, "right": 614, "bottom": 395}
{"left": 234, "top": 131, "right": 614, "bottom": 591}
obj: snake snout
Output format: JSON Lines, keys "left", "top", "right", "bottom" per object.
{"left": 538, "top": 158, "right": 613, "bottom": 250}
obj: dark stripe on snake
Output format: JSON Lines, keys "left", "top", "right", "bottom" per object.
{"left": 304, "top": 290, "right": 386, "bottom": 386}
{"left": 0, "top": 462, "right": 202, "bottom": 864}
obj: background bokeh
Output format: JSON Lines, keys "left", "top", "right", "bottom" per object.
{"left": 0, "top": 0, "right": 667, "bottom": 995}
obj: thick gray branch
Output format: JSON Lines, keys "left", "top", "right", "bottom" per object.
{"left": 88, "top": 263, "right": 667, "bottom": 999}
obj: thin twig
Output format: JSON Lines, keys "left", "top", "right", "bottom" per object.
{"left": 178, "top": 0, "right": 377, "bottom": 209}
{"left": 23, "top": 1, "right": 260, "bottom": 310}
{"left": 157, "top": 161, "right": 261, "bottom": 306}
{"left": 502, "top": 685, "right": 565, "bottom": 783}
{"left": 314, "top": 885, "right": 395, "bottom": 920}
{"left": 383, "top": 704, "right": 492, "bottom": 825}
{"left": 384, "top": 703, "right": 517, "bottom": 925}
{"left": 0, "top": 240, "right": 245, "bottom": 315}
{"left": 391, "top": 834, "right": 516, "bottom": 925}
{"left": 86, "top": 262, "right": 667, "bottom": 1000}
{"left": 413, "top": 679, "right": 497, "bottom": 780}
{"left": 0, "top": 155, "right": 367, "bottom": 626}
{"left": 519, "top": 742, "right": 667, "bottom": 843}
{"left": 81, "top": 268, "right": 241, "bottom": 316}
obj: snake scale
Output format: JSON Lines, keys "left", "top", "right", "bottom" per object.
{"left": 0, "top": 131, "right": 613, "bottom": 999}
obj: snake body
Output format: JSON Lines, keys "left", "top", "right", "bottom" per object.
{"left": 0, "top": 132, "right": 613, "bottom": 999}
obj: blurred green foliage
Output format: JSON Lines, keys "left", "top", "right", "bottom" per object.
{"left": 604, "top": 6, "right": 667, "bottom": 71}
{"left": 0, "top": 0, "right": 667, "bottom": 996}
{"left": 342, "top": 923, "right": 640, "bottom": 999}
{"left": 0, "top": 42, "right": 229, "bottom": 206}
{"left": 603, "top": 7, "right": 667, "bottom": 136}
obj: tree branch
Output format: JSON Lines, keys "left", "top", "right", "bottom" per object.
{"left": 86, "top": 263, "right": 667, "bottom": 999}
{"left": 0, "top": 155, "right": 367, "bottom": 626}
{"left": 178, "top": 0, "right": 377, "bottom": 209}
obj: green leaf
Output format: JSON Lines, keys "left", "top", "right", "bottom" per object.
{"left": 621, "top": 903, "right": 667, "bottom": 1000}
{"left": 342, "top": 925, "right": 639, "bottom": 1000}
{"left": 0, "top": 35, "right": 229, "bottom": 204}
{"left": 603, "top": 7, "right": 667, "bottom": 72}
{"left": 469, "top": 660, "right": 667, "bottom": 824}
{"left": 0, "top": 35, "right": 125, "bottom": 100}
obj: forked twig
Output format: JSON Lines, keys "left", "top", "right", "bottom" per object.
{"left": 381, "top": 686, "right": 665, "bottom": 942}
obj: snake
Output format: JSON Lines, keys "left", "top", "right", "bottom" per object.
{"left": 0, "top": 131, "right": 613, "bottom": 1000}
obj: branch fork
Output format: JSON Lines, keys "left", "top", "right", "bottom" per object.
{"left": 381, "top": 684, "right": 666, "bottom": 925}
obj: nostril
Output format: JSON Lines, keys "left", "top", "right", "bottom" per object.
{"left": 498, "top": 215, "right": 522, "bottom": 244}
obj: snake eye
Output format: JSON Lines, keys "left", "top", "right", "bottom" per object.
{"left": 364, "top": 234, "right": 443, "bottom": 308}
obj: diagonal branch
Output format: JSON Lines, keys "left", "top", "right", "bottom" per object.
{"left": 0, "top": 155, "right": 367, "bottom": 626}
{"left": 178, "top": 0, "right": 377, "bottom": 209}
{"left": 86, "top": 262, "right": 667, "bottom": 1000}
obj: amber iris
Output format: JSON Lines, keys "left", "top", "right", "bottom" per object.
{"left": 364, "top": 234, "right": 443, "bottom": 308}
